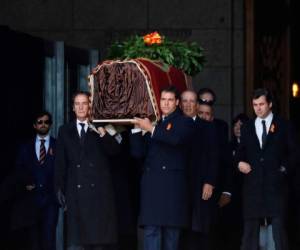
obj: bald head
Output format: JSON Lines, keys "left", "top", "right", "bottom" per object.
{"left": 180, "top": 90, "right": 198, "bottom": 118}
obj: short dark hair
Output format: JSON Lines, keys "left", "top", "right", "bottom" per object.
{"left": 232, "top": 113, "right": 249, "bottom": 126}
{"left": 252, "top": 88, "right": 273, "bottom": 103}
{"left": 33, "top": 110, "right": 53, "bottom": 125}
{"left": 160, "top": 85, "right": 180, "bottom": 100}
{"left": 72, "top": 91, "right": 91, "bottom": 104}
{"left": 197, "top": 88, "right": 216, "bottom": 104}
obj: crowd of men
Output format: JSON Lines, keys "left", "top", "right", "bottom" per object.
{"left": 1, "top": 86, "right": 299, "bottom": 250}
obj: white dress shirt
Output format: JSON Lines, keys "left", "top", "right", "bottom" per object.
{"left": 35, "top": 134, "right": 50, "bottom": 160}
{"left": 76, "top": 119, "right": 88, "bottom": 136}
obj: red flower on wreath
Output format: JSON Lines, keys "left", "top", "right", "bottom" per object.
{"left": 143, "top": 32, "right": 163, "bottom": 45}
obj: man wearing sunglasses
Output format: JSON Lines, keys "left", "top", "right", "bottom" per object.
{"left": 11, "top": 111, "right": 59, "bottom": 250}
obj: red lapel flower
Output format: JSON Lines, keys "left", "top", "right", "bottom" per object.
{"left": 269, "top": 124, "right": 275, "bottom": 133}
{"left": 166, "top": 123, "right": 172, "bottom": 130}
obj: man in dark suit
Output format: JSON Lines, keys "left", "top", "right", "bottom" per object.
{"left": 180, "top": 90, "right": 218, "bottom": 250}
{"left": 130, "top": 86, "right": 193, "bottom": 250}
{"left": 197, "top": 88, "right": 232, "bottom": 207}
{"left": 108, "top": 127, "right": 139, "bottom": 250}
{"left": 197, "top": 97, "right": 233, "bottom": 250}
{"left": 54, "top": 91, "right": 120, "bottom": 250}
{"left": 236, "top": 88, "right": 298, "bottom": 250}
{"left": 11, "top": 111, "right": 59, "bottom": 250}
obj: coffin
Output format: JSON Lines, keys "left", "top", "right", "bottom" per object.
{"left": 89, "top": 58, "right": 192, "bottom": 123}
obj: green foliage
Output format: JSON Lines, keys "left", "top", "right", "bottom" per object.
{"left": 107, "top": 35, "right": 206, "bottom": 76}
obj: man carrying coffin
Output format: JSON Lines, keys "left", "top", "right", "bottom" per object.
{"left": 54, "top": 91, "right": 120, "bottom": 250}
{"left": 130, "top": 86, "right": 193, "bottom": 250}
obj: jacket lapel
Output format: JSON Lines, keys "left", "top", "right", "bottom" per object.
{"left": 47, "top": 137, "right": 55, "bottom": 157}
{"left": 30, "top": 139, "right": 39, "bottom": 164}
{"left": 68, "top": 121, "right": 82, "bottom": 151}
{"left": 262, "top": 115, "right": 277, "bottom": 150}
{"left": 250, "top": 120, "right": 261, "bottom": 151}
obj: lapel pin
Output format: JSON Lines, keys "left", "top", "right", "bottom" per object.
{"left": 166, "top": 123, "right": 172, "bottom": 130}
{"left": 269, "top": 124, "right": 275, "bottom": 133}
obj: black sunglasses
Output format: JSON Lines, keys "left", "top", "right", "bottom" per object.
{"left": 36, "top": 120, "right": 51, "bottom": 125}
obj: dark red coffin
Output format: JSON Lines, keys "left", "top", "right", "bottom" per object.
{"left": 89, "top": 58, "right": 192, "bottom": 122}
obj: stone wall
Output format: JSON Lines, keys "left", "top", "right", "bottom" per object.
{"left": 0, "top": 0, "right": 245, "bottom": 126}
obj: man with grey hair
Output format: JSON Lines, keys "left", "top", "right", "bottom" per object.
{"left": 180, "top": 90, "right": 218, "bottom": 250}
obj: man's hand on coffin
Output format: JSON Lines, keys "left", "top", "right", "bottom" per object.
{"left": 97, "top": 127, "right": 106, "bottom": 137}
{"left": 132, "top": 118, "right": 154, "bottom": 133}
{"left": 104, "top": 124, "right": 117, "bottom": 136}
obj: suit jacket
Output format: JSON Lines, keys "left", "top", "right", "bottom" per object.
{"left": 108, "top": 130, "right": 139, "bottom": 235}
{"left": 54, "top": 121, "right": 120, "bottom": 245}
{"left": 235, "top": 115, "right": 298, "bottom": 219}
{"left": 189, "top": 116, "right": 218, "bottom": 233}
{"left": 11, "top": 137, "right": 57, "bottom": 230}
{"left": 213, "top": 118, "right": 232, "bottom": 195}
{"left": 130, "top": 109, "right": 193, "bottom": 228}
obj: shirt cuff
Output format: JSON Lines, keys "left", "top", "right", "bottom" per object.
{"left": 131, "top": 128, "right": 142, "bottom": 134}
{"left": 104, "top": 124, "right": 117, "bottom": 136}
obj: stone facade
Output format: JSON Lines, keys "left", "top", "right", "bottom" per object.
{"left": 0, "top": 0, "right": 245, "bottom": 127}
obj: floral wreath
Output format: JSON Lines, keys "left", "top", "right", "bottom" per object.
{"left": 107, "top": 31, "right": 206, "bottom": 76}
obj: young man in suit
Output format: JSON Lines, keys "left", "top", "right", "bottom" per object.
{"left": 236, "top": 88, "right": 298, "bottom": 250}
{"left": 180, "top": 90, "right": 218, "bottom": 250}
{"left": 130, "top": 86, "right": 193, "bottom": 250}
{"left": 54, "top": 91, "right": 120, "bottom": 250}
{"left": 12, "top": 111, "right": 59, "bottom": 250}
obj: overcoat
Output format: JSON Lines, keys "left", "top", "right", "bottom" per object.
{"left": 235, "top": 115, "right": 297, "bottom": 219}
{"left": 188, "top": 117, "right": 218, "bottom": 233}
{"left": 55, "top": 121, "right": 120, "bottom": 245}
{"left": 130, "top": 109, "right": 193, "bottom": 228}
{"left": 11, "top": 137, "right": 58, "bottom": 230}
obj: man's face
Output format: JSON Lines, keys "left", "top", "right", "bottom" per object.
{"left": 199, "top": 92, "right": 214, "bottom": 102}
{"left": 34, "top": 115, "right": 51, "bottom": 136}
{"left": 73, "top": 94, "right": 90, "bottom": 121}
{"left": 197, "top": 104, "right": 213, "bottom": 122}
{"left": 252, "top": 96, "right": 272, "bottom": 119}
{"left": 180, "top": 91, "right": 198, "bottom": 117}
{"left": 160, "top": 91, "right": 179, "bottom": 116}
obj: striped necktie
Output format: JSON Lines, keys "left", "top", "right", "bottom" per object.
{"left": 39, "top": 139, "right": 46, "bottom": 164}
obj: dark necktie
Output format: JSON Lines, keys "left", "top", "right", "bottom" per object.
{"left": 79, "top": 123, "right": 86, "bottom": 142}
{"left": 261, "top": 120, "right": 267, "bottom": 148}
{"left": 39, "top": 139, "right": 46, "bottom": 164}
